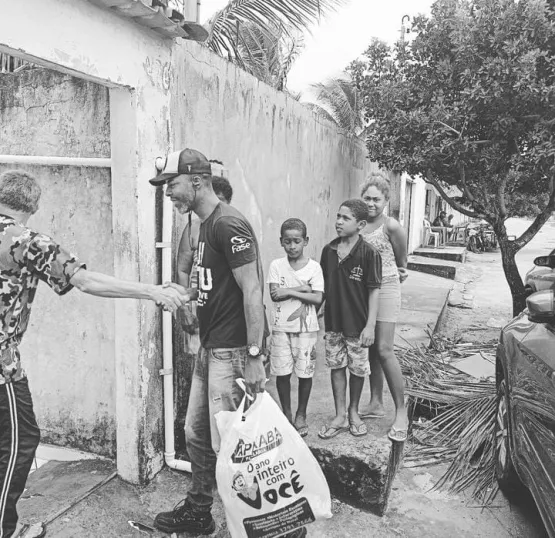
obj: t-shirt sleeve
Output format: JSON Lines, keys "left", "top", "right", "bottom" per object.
{"left": 25, "top": 232, "right": 86, "bottom": 295}
{"left": 267, "top": 260, "right": 280, "bottom": 284}
{"left": 364, "top": 248, "right": 382, "bottom": 289}
{"left": 309, "top": 261, "right": 325, "bottom": 292}
{"left": 214, "top": 216, "right": 257, "bottom": 269}
{"left": 320, "top": 247, "right": 328, "bottom": 281}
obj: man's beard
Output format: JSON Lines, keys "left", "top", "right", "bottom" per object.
{"left": 175, "top": 201, "right": 190, "bottom": 215}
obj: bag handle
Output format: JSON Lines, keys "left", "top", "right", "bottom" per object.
{"left": 235, "top": 378, "right": 255, "bottom": 402}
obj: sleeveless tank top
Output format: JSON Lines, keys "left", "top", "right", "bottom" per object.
{"left": 362, "top": 220, "right": 399, "bottom": 283}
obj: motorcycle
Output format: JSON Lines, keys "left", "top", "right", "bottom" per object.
{"left": 466, "top": 221, "right": 497, "bottom": 253}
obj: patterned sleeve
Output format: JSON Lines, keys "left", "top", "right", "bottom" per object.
{"left": 266, "top": 260, "right": 280, "bottom": 284}
{"left": 25, "top": 232, "right": 86, "bottom": 295}
{"left": 214, "top": 216, "right": 257, "bottom": 269}
{"left": 364, "top": 247, "right": 382, "bottom": 289}
{"left": 310, "top": 261, "right": 325, "bottom": 292}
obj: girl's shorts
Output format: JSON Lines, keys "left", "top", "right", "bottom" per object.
{"left": 377, "top": 278, "right": 401, "bottom": 323}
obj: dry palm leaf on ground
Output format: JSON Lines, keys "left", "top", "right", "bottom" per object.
{"left": 399, "top": 334, "right": 499, "bottom": 505}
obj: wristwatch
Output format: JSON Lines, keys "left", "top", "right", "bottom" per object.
{"left": 247, "top": 344, "right": 261, "bottom": 358}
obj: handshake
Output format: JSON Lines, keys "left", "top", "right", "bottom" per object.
{"left": 153, "top": 282, "right": 192, "bottom": 314}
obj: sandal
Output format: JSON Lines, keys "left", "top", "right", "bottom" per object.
{"left": 318, "top": 424, "right": 348, "bottom": 439}
{"left": 295, "top": 424, "right": 309, "bottom": 438}
{"left": 388, "top": 427, "right": 408, "bottom": 442}
{"left": 349, "top": 422, "right": 368, "bottom": 437}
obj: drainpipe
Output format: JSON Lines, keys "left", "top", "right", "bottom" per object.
{"left": 157, "top": 159, "right": 192, "bottom": 474}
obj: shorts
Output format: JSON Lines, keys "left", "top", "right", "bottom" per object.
{"left": 324, "top": 332, "right": 370, "bottom": 377}
{"left": 269, "top": 331, "right": 318, "bottom": 378}
{"left": 377, "top": 278, "right": 401, "bottom": 323}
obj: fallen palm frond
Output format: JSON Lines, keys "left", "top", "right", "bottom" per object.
{"left": 398, "top": 335, "right": 499, "bottom": 504}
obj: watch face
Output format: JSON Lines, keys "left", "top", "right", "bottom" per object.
{"left": 248, "top": 344, "right": 260, "bottom": 357}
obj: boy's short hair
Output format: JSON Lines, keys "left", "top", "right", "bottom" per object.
{"left": 280, "top": 218, "right": 307, "bottom": 238}
{"left": 212, "top": 176, "right": 233, "bottom": 203}
{"left": 340, "top": 199, "right": 369, "bottom": 222}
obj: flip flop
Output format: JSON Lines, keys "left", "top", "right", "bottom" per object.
{"left": 349, "top": 422, "right": 368, "bottom": 437}
{"left": 359, "top": 412, "right": 386, "bottom": 419}
{"left": 295, "top": 424, "right": 309, "bottom": 438}
{"left": 318, "top": 424, "right": 348, "bottom": 439}
{"left": 388, "top": 427, "right": 408, "bottom": 442}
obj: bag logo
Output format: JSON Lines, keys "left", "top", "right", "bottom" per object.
{"left": 349, "top": 265, "right": 363, "bottom": 281}
{"left": 231, "top": 235, "right": 252, "bottom": 253}
{"left": 231, "top": 428, "right": 283, "bottom": 463}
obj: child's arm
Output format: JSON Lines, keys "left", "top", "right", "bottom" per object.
{"left": 286, "top": 289, "right": 324, "bottom": 306}
{"left": 360, "top": 288, "right": 379, "bottom": 346}
{"left": 361, "top": 249, "right": 382, "bottom": 346}
{"left": 386, "top": 217, "right": 408, "bottom": 283}
{"left": 269, "top": 283, "right": 313, "bottom": 302}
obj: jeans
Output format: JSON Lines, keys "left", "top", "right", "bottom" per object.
{"left": 0, "top": 378, "right": 41, "bottom": 538}
{"left": 185, "top": 346, "right": 246, "bottom": 509}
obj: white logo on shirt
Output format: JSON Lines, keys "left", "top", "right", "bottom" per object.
{"left": 349, "top": 266, "right": 363, "bottom": 281}
{"left": 231, "top": 235, "right": 251, "bottom": 253}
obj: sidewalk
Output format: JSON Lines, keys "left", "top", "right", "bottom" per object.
{"left": 16, "top": 269, "right": 461, "bottom": 537}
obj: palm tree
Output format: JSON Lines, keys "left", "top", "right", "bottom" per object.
{"left": 230, "top": 21, "right": 305, "bottom": 91}
{"left": 205, "top": 0, "right": 345, "bottom": 89}
{"left": 304, "top": 72, "right": 365, "bottom": 136}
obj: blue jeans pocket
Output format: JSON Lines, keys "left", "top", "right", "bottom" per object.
{"left": 210, "top": 348, "right": 234, "bottom": 361}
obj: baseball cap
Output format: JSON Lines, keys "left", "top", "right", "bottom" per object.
{"left": 149, "top": 148, "right": 212, "bottom": 186}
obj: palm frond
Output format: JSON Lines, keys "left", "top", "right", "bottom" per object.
{"left": 302, "top": 102, "right": 339, "bottom": 125}
{"left": 307, "top": 73, "right": 365, "bottom": 135}
{"left": 399, "top": 335, "right": 500, "bottom": 504}
{"left": 206, "top": 0, "right": 345, "bottom": 70}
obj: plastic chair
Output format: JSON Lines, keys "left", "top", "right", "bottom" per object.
{"left": 423, "top": 220, "right": 440, "bottom": 248}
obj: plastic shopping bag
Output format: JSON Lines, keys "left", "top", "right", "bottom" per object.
{"left": 215, "top": 381, "right": 332, "bottom": 538}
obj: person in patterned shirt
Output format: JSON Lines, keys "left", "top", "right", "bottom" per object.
{"left": 0, "top": 170, "right": 188, "bottom": 538}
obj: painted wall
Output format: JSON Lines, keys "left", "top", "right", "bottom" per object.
{"left": 0, "top": 68, "right": 116, "bottom": 456}
{"left": 169, "top": 40, "right": 372, "bottom": 443}
{"left": 0, "top": 0, "right": 374, "bottom": 480}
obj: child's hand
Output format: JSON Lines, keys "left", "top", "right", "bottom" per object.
{"left": 360, "top": 327, "right": 375, "bottom": 347}
{"left": 298, "top": 284, "right": 313, "bottom": 293}
{"left": 271, "top": 287, "right": 290, "bottom": 301}
{"left": 398, "top": 267, "right": 409, "bottom": 283}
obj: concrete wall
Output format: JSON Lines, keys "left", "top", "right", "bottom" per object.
{"left": 0, "top": 68, "right": 116, "bottom": 456}
{"left": 169, "top": 41, "right": 372, "bottom": 444}
{"left": 0, "top": 0, "right": 374, "bottom": 480}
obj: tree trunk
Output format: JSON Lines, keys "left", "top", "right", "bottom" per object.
{"left": 496, "top": 232, "right": 527, "bottom": 317}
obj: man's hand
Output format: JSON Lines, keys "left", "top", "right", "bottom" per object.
{"left": 360, "top": 326, "right": 375, "bottom": 347}
{"left": 270, "top": 287, "right": 290, "bottom": 302}
{"left": 180, "top": 304, "right": 198, "bottom": 334}
{"left": 244, "top": 356, "right": 266, "bottom": 397}
{"left": 398, "top": 267, "right": 409, "bottom": 283}
{"left": 152, "top": 282, "right": 189, "bottom": 313}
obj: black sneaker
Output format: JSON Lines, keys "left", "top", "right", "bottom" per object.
{"left": 283, "top": 527, "right": 308, "bottom": 538}
{"left": 154, "top": 498, "right": 216, "bottom": 535}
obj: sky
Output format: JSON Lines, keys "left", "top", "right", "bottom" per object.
{"left": 199, "top": 0, "right": 434, "bottom": 93}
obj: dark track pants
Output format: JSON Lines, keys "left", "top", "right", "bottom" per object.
{"left": 0, "top": 379, "right": 40, "bottom": 538}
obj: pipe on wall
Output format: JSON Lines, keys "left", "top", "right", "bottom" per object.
{"left": 0, "top": 155, "right": 112, "bottom": 168}
{"left": 160, "top": 192, "right": 192, "bottom": 474}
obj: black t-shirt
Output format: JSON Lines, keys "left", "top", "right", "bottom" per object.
{"left": 320, "top": 236, "right": 382, "bottom": 337}
{"left": 197, "top": 203, "right": 261, "bottom": 348}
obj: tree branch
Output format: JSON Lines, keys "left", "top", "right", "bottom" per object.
{"left": 497, "top": 176, "right": 508, "bottom": 220}
{"left": 459, "top": 164, "right": 475, "bottom": 203}
{"left": 426, "top": 175, "right": 485, "bottom": 219}
{"left": 437, "top": 120, "right": 461, "bottom": 137}
{"left": 514, "top": 178, "right": 555, "bottom": 250}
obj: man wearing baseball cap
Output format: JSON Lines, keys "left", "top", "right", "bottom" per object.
{"left": 152, "top": 149, "right": 307, "bottom": 537}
